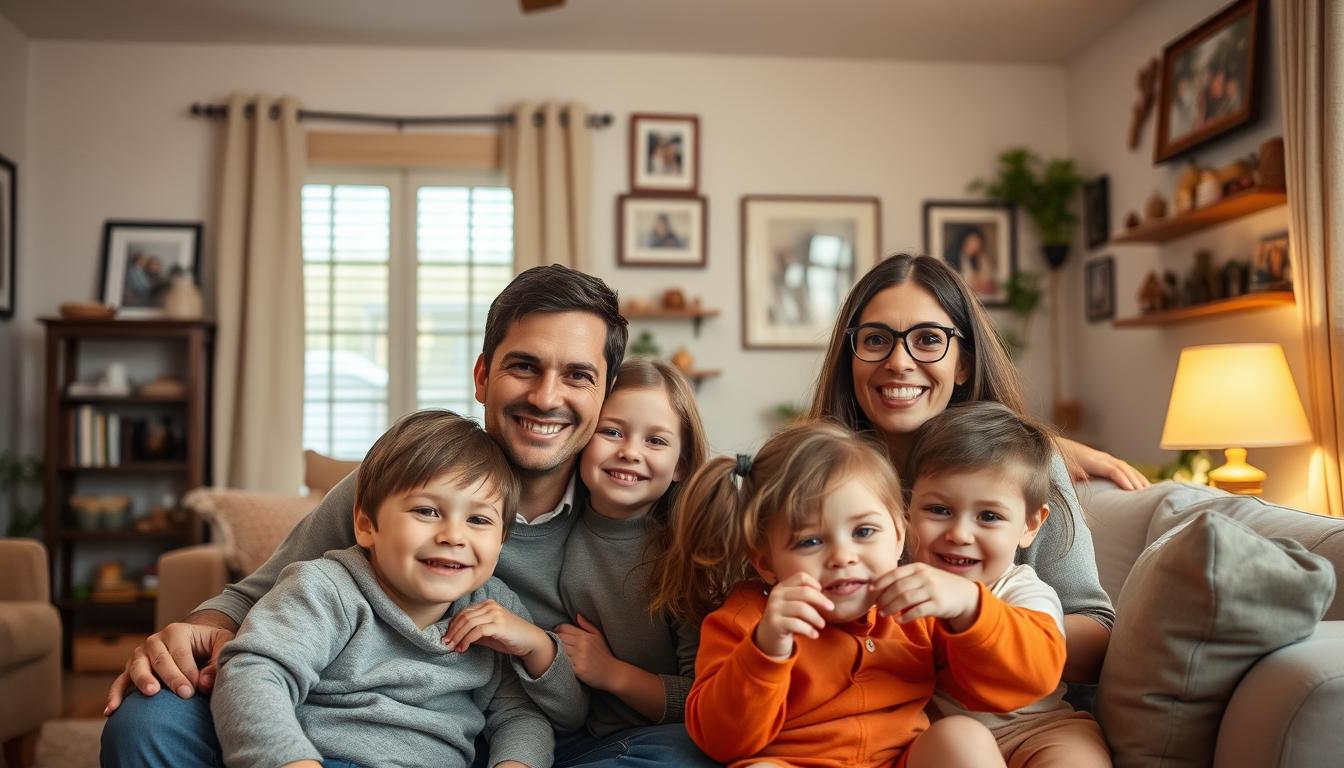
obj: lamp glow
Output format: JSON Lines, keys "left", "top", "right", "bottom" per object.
{"left": 1160, "top": 344, "right": 1312, "bottom": 495}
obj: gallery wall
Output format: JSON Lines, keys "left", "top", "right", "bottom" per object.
{"left": 1062, "top": 0, "right": 1313, "bottom": 509}
{"left": 8, "top": 38, "right": 1072, "bottom": 459}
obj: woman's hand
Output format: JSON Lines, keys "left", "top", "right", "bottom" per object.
{"left": 443, "top": 599, "right": 556, "bottom": 678}
{"left": 555, "top": 614, "right": 620, "bottom": 690}
{"left": 871, "top": 563, "right": 981, "bottom": 633}
{"left": 753, "top": 572, "right": 833, "bottom": 659}
{"left": 1058, "top": 437, "right": 1151, "bottom": 490}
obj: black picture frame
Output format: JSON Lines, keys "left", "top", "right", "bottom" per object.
{"left": 1084, "top": 176, "right": 1110, "bottom": 250}
{"left": 98, "top": 220, "right": 203, "bottom": 317}
{"left": 922, "top": 200, "right": 1017, "bottom": 308}
{"left": 0, "top": 153, "right": 14, "bottom": 319}
{"left": 1154, "top": 0, "right": 1264, "bottom": 164}
{"left": 1086, "top": 256, "right": 1116, "bottom": 323}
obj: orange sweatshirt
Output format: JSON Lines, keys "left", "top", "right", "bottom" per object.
{"left": 685, "top": 581, "right": 1065, "bottom": 768}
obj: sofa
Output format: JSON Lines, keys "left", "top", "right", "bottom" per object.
{"left": 0, "top": 538, "right": 62, "bottom": 768}
{"left": 157, "top": 475, "right": 1344, "bottom": 765}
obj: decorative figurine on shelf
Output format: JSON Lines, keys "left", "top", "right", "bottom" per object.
{"left": 622, "top": 297, "right": 653, "bottom": 314}
{"left": 1162, "top": 270, "right": 1181, "bottom": 308}
{"left": 660, "top": 288, "right": 687, "bottom": 311}
{"left": 1145, "top": 192, "right": 1168, "bottom": 222}
{"left": 1174, "top": 163, "right": 1202, "bottom": 214}
{"left": 1222, "top": 260, "right": 1250, "bottom": 298}
{"left": 1124, "top": 210, "right": 1142, "bottom": 230}
{"left": 1217, "top": 157, "right": 1256, "bottom": 196}
{"left": 1194, "top": 250, "right": 1221, "bottom": 301}
{"left": 162, "top": 266, "right": 204, "bottom": 319}
{"left": 629, "top": 330, "right": 660, "bottom": 358}
{"left": 1139, "top": 271, "right": 1165, "bottom": 313}
{"left": 1195, "top": 170, "right": 1223, "bottom": 208}
{"left": 670, "top": 346, "right": 694, "bottom": 374}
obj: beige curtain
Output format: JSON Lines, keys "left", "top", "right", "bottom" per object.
{"left": 1278, "top": 0, "right": 1344, "bottom": 516}
{"left": 504, "top": 101, "right": 593, "bottom": 273}
{"left": 212, "top": 93, "right": 307, "bottom": 492}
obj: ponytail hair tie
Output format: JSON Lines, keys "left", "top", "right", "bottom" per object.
{"left": 734, "top": 453, "right": 753, "bottom": 478}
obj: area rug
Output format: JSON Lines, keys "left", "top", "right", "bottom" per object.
{"left": 33, "top": 718, "right": 101, "bottom": 768}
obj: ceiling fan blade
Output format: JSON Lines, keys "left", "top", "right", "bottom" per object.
{"left": 519, "top": 0, "right": 566, "bottom": 13}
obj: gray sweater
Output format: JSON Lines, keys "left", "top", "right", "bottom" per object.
{"left": 559, "top": 505, "right": 699, "bottom": 738}
{"left": 198, "top": 470, "right": 588, "bottom": 731}
{"left": 212, "top": 547, "right": 553, "bottom": 768}
{"left": 1018, "top": 453, "right": 1115, "bottom": 629}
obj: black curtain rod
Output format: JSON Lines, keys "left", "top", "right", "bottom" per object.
{"left": 189, "top": 102, "right": 613, "bottom": 130}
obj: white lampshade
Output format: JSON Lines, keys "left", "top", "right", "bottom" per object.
{"left": 1161, "top": 343, "right": 1313, "bottom": 450}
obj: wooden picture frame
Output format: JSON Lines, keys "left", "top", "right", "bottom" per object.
{"left": 922, "top": 200, "right": 1017, "bottom": 308}
{"left": 616, "top": 194, "right": 707, "bottom": 267}
{"left": 1250, "top": 231, "right": 1291, "bottom": 291}
{"left": 740, "top": 195, "right": 881, "bottom": 350}
{"left": 1153, "top": 0, "right": 1263, "bottom": 164}
{"left": 1086, "top": 256, "right": 1116, "bottom": 323}
{"left": 629, "top": 113, "right": 699, "bottom": 195}
{"left": 0, "top": 153, "right": 14, "bottom": 319}
{"left": 99, "top": 220, "right": 203, "bottom": 317}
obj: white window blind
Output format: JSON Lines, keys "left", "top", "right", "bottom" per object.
{"left": 302, "top": 170, "right": 513, "bottom": 460}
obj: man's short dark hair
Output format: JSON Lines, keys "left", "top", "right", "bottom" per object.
{"left": 482, "top": 264, "right": 628, "bottom": 391}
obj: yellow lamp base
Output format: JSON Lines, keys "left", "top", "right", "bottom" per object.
{"left": 1208, "top": 447, "right": 1265, "bottom": 496}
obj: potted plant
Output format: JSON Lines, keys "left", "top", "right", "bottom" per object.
{"left": 1, "top": 452, "right": 43, "bottom": 538}
{"left": 970, "top": 148, "right": 1085, "bottom": 269}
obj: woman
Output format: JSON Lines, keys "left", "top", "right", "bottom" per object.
{"left": 808, "top": 253, "right": 1147, "bottom": 682}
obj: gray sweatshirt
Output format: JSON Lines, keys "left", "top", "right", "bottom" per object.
{"left": 212, "top": 547, "right": 553, "bottom": 768}
{"left": 197, "top": 470, "right": 589, "bottom": 731}
{"left": 1018, "top": 453, "right": 1115, "bottom": 629}
{"left": 558, "top": 505, "right": 699, "bottom": 738}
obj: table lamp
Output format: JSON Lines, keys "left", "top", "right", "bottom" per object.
{"left": 1160, "top": 343, "right": 1312, "bottom": 495}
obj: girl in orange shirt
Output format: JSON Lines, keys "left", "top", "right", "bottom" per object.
{"left": 647, "top": 420, "right": 1066, "bottom": 768}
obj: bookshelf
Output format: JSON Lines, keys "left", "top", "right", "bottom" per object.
{"left": 40, "top": 317, "right": 213, "bottom": 664}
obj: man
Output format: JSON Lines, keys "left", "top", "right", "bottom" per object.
{"left": 101, "top": 264, "right": 714, "bottom": 768}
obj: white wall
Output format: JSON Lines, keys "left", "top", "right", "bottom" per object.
{"left": 1064, "top": 0, "right": 1313, "bottom": 508}
{"left": 14, "top": 40, "right": 1072, "bottom": 456}
{"left": 0, "top": 13, "right": 28, "bottom": 464}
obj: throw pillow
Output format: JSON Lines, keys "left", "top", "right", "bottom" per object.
{"left": 183, "top": 488, "right": 318, "bottom": 575}
{"left": 303, "top": 449, "right": 360, "bottom": 498}
{"left": 1095, "top": 510, "right": 1335, "bottom": 768}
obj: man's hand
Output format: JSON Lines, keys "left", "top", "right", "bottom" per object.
{"left": 555, "top": 614, "right": 619, "bottom": 690}
{"left": 104, "top": 613, "right": 237, "bottom": 715}
{"left": 443, "top": 600, "right": 556, "bottom": 678}
{"left": 871, "top": 563, "right": 981, "bottom": 633}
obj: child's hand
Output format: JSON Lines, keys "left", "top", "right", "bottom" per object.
{"left": 870, "top": 563, "right": 981, "bottom": 633}
{"left": 753, "top": 572, "right": 833, "bottom": 659}
{"left": 556, "top": 614, "right": 620, "bottom": 690}
{"left": 443, "top": 599, "right": 556, "bottom": 677}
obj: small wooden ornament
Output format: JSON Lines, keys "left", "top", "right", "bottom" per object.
{"left": 1145, "top": 193, "right": 1168, "bottom": 221}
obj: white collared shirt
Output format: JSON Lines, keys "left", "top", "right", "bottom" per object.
{"left": 514, "top": 474, "right": 576, "bottom": 527}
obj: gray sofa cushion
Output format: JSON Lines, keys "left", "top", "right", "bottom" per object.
{"left": 1096, "top": 511, "right": 1335, "bottom": 768}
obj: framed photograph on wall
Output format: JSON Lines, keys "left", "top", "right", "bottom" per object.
{"left": 617, "top": 194, "right": 707, "bottom": 267}
{"left": 0, "top": 153, "right": 14, "bottom": 319}
{"left": 922, "top": 200, "right": 1017, "bottom": 308}
{"left": 629, "top": 113, "right": 699, "bottom": 195}
{"left": 1250, "top": 231, "right": 1290, "bottom": 291}
{"left": 99, "top": 220, "right": 203, "bottom": 317}
{"left": 1084, "top": 175, "right": 1110, "bottom": 250}
{"left": 741, "top": 195, "right": 881, "bottom": 350}
{"left": 1086, "top": 256, "right": 1116, "bottom": 323}
{"left": 1154, "top": 0, "right": 1263, "bottom": 164}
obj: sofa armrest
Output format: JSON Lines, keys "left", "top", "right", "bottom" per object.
{"left": 0, "top": 538, "right": 49, "bottom": 602}
{"left": 1215, "top": 621, "right": 1344, "bottom": 768}
{"left": 155, "top": 544, "right": 230, "bottom": 630}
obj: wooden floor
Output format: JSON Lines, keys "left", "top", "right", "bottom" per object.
{"left": 63, "top": 672, "right": 118, "bottom": 719}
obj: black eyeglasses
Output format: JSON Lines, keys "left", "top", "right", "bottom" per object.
{"left": 844, "top": 322, "right": 962, "bottom": 364}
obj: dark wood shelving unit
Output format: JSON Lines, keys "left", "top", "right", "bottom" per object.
{"left": 41, "top": 317, "right": 214, "bottom": 664}
{"left": 1112, "top": 291, "right": 1295, "bottom": 327}
{"left": 1111, "top": 186, "right": 1287, "bottom": 244}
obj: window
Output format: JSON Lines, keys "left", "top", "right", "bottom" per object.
{"left": 302, "top": 169, "right": 513, "bottom": 459}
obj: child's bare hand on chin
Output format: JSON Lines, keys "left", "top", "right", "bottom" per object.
{"left": 753, "top": 572, "right": 833, "bottom": 659}
{"left": 870, "top": 563, "right": 981, "bottom": 633}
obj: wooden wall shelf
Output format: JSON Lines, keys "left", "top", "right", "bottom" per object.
{"left": 1112, "top": 291, "right": 1294, "bottom": 327}
{"left": 1111, "top": 186, "right": 1287, "bottom": 244}
{"left": 622, "top": 305, "right": 721, "bottom": 337}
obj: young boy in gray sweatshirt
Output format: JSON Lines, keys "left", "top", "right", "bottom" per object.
{"left": 211, "top": 410, "right": 567, "bottom": 768}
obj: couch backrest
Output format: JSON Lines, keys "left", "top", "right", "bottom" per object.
{"left": 304, "top": 449, "right": 360, "bottom": 498}
{"left": 1080, "top": 480, "right": 1344, "bottom": 620}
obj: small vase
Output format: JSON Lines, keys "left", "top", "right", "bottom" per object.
{"left": 1042, "top": 244, "right": 1070, "bottom": 270}
{"left": 163, "top": 272, "right": 203, "bottom": 319}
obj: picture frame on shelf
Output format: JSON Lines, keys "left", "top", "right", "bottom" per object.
{"left": 99, "top": 220, "right": 203, "bottom": 318}
{"left": 1084, "top": 175, "right": 1110, "bottom": 250}
{"left": 617, "top": 194, "right": 707, "bottom": 268}
{"left": 922, "top": 200, "right": 1016, "bottom": 308}
{"left": 0, "top": 152, "right": 14, "bottom": 319}
{"left": 741, "top": 195, "right": 881, "bottom": 350}
{"left": 1153, "top": 0, "right": 1264, "bottom": 164}
{"left": 1250, "top": 231, "right": 1290, "bottom": 291}
{"left": 1086, "top": 256, "right": 1116, "bottom": 323}
{"left": 629, "top": 113, "right": 699, "bottom": 195}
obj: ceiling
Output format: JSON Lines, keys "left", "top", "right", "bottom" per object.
{"left": 0, "top": 0, "right": 1146, "bottom": 64}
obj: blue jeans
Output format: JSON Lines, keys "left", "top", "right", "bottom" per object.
{"left": 100, "top": 691, "right": 368, "bottom": 768}
{"left": 555, "top": 724, "right": 718, "bottom": 767}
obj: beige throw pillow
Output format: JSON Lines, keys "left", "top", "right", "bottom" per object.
{"left": 1095, "top": 510, "right": 1335, "bottom": 768}
{"left": 183, "top": 488, "right": 318, "bottom": 576}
